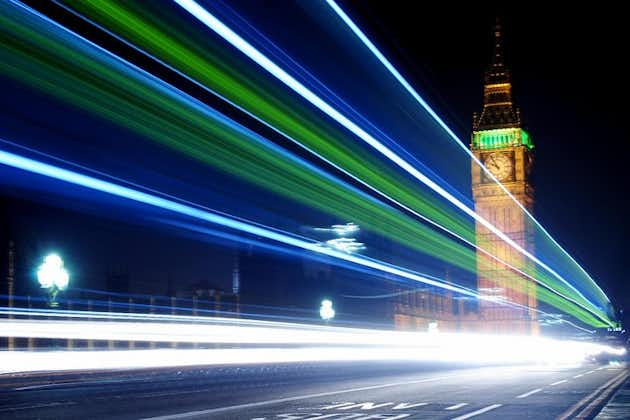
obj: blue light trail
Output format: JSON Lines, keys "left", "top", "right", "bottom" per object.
{"left": 172, "top": 0, "right": 609, "bottom": 322}
{"left": 324, "top": 0, "right": 611, "bottom": 307}
{"left": 0, "top": 147, "right": 478, "bottom": 298}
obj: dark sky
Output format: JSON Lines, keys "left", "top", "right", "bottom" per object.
{"left": 339, "top": 2, "right": 630, "bottom": 310}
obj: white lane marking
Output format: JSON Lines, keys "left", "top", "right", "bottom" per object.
{"left": 13, "top": 377, "right": 136, "bottom": 391}
{"left": 573, "top": 374, "right": 584, "bottom": 378}
{"left": 321, "top": 403, "right": 354, "bottom": 410}
{"left": 585, "top": 370, "right": 596, "bottom": 375}
{"left": 451, "top": 404, "right": 502, "bottom": 420}
{"left": 557, "top": 369, "right": 630, "bottom": 420}
{"left": 516, "top": 388, "right": 543, "bottom": 399}
{"left": 337, "top": 402, "right": 394, "bottom": 410}
{"left": 321, "top": 401, "right": 429, "bottom": 411}
{"left": 392, "top": 402, "right": 428, "bottom": 410}
{"left": 550, "top": 379, "right": 568, "bottom": 386}
{"left": 445, "top": 403, "right": 468, "bottom": 410}
{"left": 142, "top": 375, "right": 450, "bottom": 419}
{"left": 14, "top": 383, "right": 77, "bottom": 391}
{"left": 0, "top": 401, "right": 77, "bottom": 412}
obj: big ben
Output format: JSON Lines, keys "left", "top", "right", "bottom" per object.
{"left": 471, "top": 20, "right": 537, "bottom": 335}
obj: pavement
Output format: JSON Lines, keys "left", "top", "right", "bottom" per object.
{"left": 596, "top": 374, "right": 630, "bottom": 419}
{"left": 0, "top": 361, "right": 627, "bottom": 419}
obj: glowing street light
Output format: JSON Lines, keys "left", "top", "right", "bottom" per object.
{"left": 37, "top": 254, "right": 69, "bottom": 307}
{"left": 320, "top": 299, "right": 335, "bottom": 321}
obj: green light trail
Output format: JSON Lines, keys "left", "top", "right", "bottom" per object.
{"left": 58, "top": 0, "right": 607, "bottom": 315}
{"left": 0, "top": 1, "right": 613, "bottom": 328}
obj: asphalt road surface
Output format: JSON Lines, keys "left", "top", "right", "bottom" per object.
{"left": 0, "top": 361, "right": 627, "bottom": 419}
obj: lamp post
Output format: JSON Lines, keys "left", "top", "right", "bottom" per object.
{"left": 320, "top": 299, "right": 335, "bottom": 322}
{"left": 37, "top": 254, "right": 69, "bottom": 307}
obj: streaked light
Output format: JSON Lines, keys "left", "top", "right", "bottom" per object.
{"left": 0, "top": 311, "right": 624, "bottom": 373}
{"left": 173, "top": 0, "right": 610, "bottom": 325}
{"left": 324, "top": 0, "right": 612, "bottom": 308}
{"left": 331, "top": 222, "right": 359, "bottom": 236}
{"left": 0, "top": 148, "right": 477, "bottom": 298}
{"left": 325, "top": 237, "right": 365, "bottom": 253}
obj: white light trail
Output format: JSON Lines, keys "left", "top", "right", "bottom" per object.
{"left": 0, "top": 148, "right": 475, "bottom": 298}
{"left": 172, "top": 0, "right": 611, "bottom": 325}
{"left": 1, "top": 148, "right": 601, "bottom": 331}
{"left": 325, "top": 237, "right": 366, "bottom": 253}
{"left": 0, "top": 312, "right": 624, "bottom": 374}
{"left": 24, "top": 0, "right": 606, "bottom": 327}
{"left": 0, "top": 144, "right": 607, "bottom": 330}
{"left": 324, "top": 0, "right": 611, "bottom": 306}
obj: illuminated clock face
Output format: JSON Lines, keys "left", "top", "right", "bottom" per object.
{"left": 484, "top": 152, "right": 513, "bottom": 181}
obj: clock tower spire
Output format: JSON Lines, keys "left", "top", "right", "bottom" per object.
{"left": 473, "top": 18, "right": 522, "bottom": 132}
{"left": 471, "top": 19, "right": 537, "bottom": 335}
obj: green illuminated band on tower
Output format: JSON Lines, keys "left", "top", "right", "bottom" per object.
{"left": 472, "top": 128, "right": 533, "bottom": 150}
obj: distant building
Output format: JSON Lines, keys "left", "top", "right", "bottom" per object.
{"left": 394, "top": 19, "right": 538, "bottom": 334}
{"left": 471, "top": 19, "right": 537, "bottom": 335}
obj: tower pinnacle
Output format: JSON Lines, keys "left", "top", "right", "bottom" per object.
{"left": 490, "top": 17, "right": 506, "bottom": 78}
{"left": 473, "top": 18, "right": 521, "bottom": 131}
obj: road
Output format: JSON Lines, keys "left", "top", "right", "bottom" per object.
{"left": 0, "top": 361, "right": 627, "bottom": 419}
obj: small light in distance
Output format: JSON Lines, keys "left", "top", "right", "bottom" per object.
{"left": 320, "top": 299, "right": 335, "bottom": 321}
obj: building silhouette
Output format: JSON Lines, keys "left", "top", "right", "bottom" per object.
{"left": 471, "top": 18, "right": 537, "bottom": 335}
{"left": 394, "top": 19, "right": 538, "bottom": 334}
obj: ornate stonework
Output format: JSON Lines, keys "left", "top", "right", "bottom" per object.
{"left": 471, "top": 19, "right": 538, "bottom": 335}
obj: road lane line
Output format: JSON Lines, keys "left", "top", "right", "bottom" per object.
{"left": 516, "top": 388, "right": 543, "bottom": 399}
{"left": 573, "top": 371, "right": 630, "bottom": 419}
{"left": 392, "top": 402, "right": 428, "bottom": 410}
{"left": 142, "top": 375, "right": 451, "bottom": 419}
{"left": 337, "top": 402, "right": 394, "bottom": 410}
{"left": 451, "top": 404, "right": 502, "bottom": 420}
{"left": 550, "top": 379, "right": 568, "bottom": 386}
{"left": 573, "top": 374, "right": 584, "bottom": 378}
{"left": 0, "top": 402, "right": 77, "bottom": 412}
{"left": 557, "top": 369, "right": 629, "bottom": 420}
{"left": 445, "top": 403, "right": 468, "bottom": 410}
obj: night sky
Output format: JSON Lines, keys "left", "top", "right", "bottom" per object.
{"left": 340, "top": 2, "right": 630, "bottom": 311}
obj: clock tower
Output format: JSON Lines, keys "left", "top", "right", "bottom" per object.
{"left": 471, "top": 20, "right": 537, "bottom": 334}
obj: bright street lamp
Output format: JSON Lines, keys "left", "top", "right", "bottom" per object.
{"left": 319, "top": 299, "right": 335, "bottom": 321}
{"left": 37, "top": 254, "right": 69, "bottom": 307}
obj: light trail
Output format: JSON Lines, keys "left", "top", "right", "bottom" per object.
{"left": 0, "top": 1, "right": 612, "bottom": 327}
{"left": 0, "top": 148, "right": 477, "bottom": 298}
{"left": 41, "top": 0, "right": 601, "bottom": 328}
{"left": 49, "top": 0, "right": 612, "bottom": 325}
{"left": 0, "top": 0, "right": 488, "bottom": 287}
{"left": 324, "top": 0, "right": 611, "bottom": 306}
{"left": 0, "top": 309, "right": 624, "bottom": 373}
{"left": 172, "top": 0, "right": 611, "bottom": 326}
{"left": 0, "top": 145, "right": 607, "bottom": 330}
